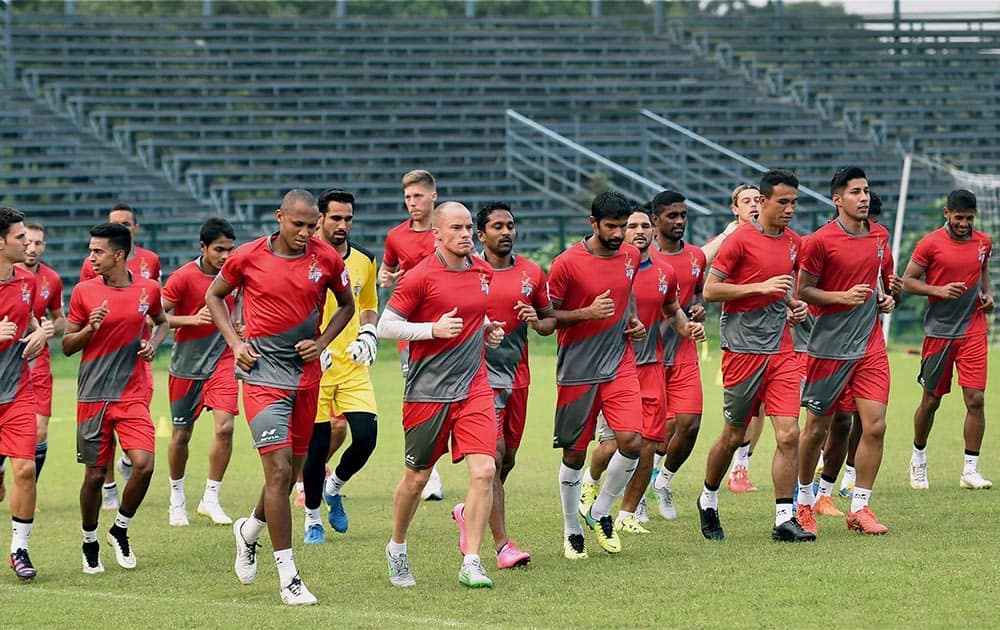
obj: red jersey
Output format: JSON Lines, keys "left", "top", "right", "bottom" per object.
{"left": 547, "top": 240, "right": 640, "bottom": 386}
{"left": 633, "top": 252, "right": 678, "bottom": 366}
{"left": 799, "top": 219, "right": 894, "bottom": 360}
{"left": 23, "top": 262, "right": 62, "bottom": 367}
{"left": 910, "top": 226, "right": 992, "bottom": 339}
{"left": 657, "top": 241, "right": 705, "bottom": 366}
{"left": 383, "top": 220, "right": 436, "bottom": 272}
{"left": 67, "top": 275, "right": 162, "bottom": 402}
{"left": 80, "top": 245, "right": 161, "bottom": 283}
{"left": 483, "top": 254, "right": 552, "bottom": 390}
{"left": 220, "top": 235, "right": 349, "bottom": 390}
{"left": 162, "top": 258, "right": 237, "bottom": 379}
{"left": 387, "top": 252, "right": 492, "bottom": 403}
{"left": 0, "top": 267, "right": 36, "bottom": 404}
{"left": 710, "top": 222, "right": 801, "bottom": 355}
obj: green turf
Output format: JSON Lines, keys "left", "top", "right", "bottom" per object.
{"left": 2, "top": 344, "right": 998, "bottom": 628}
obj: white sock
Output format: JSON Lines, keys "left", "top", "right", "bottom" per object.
{"left": 103, "top": 482, "right": 118, "bottom": 496}
{"left": 816, "top": 451, "right": 825, "bottom": 471}
{"left": 842, "top": 465, "right": 856, "bottom": 488}
{"left": 274, "top": 548, "right": 297, "bottom": 585}
{"left": 113, "top": 512, "right": 131, "bottom": 530}
{"left": 120, "top": 455, "right": 132, "bottom": 467}
{"left": 912, "top": 445, "right": 927, "bottom": 465}
{"left": 82, "top": 528, "right": 98, "bottom": 544}
{"left": 583, "top": 468, "right": 600, "bottom": 486}
{"left": 699, "top": 485, "right": 719, "bottom": 510}
{"left": 558, "top": 463, "right": 585, "bottom": 536}
{"left": 11, "top": 519, "right": 32, "bottom": 553}
{"left": 592, "top": 450, "right": 638, "bottom": 519}
{"left": 241, "top": 510, "right": 266, "bottom": 543}
{"left": 963, "top": 452, "right": 979, "bottom": 476}
{"left": 462, "top": 553, "right": 480, "bottom": 566}
{"left": 304, "top": 508, "right": 322, "bottom": 529}
{"left": 428, "top": 466, "right": 441, "bottom": 483}
{"left": 169, "top": 477, "right": 185, "bottom": 506}
{"left": 325, "top": 473, "right": 346, "bottom": 497}
{"left": 818, "top": 478, "right": 835, "bottom": 498}
{"left": 203, "top": 479, "right": 222, "bottom": 504}
{"left": 654, "top": 466, "right": 675, "bottom": 491}
{"left": 851, "top": 487, "right": 872, "bottom": 513}
{"left": 616, "top": 510, "right": 634, "bottom": 522}
{"left": 732, "top": 442, "right": 750, "bottom": 470}
{"left": 797, "top": 481, "right": 815, "bottom": 508}
{"left": 387, "top": 539, "right": 407, "bottom": 555}
{"left": 775, "top": 502, "right": 793, "bottom": 526}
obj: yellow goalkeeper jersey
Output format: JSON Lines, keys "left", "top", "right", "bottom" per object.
{"left": 323, "top": 242, "right": 378, "bottom": 366}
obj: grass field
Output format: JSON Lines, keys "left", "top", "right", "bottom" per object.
{"left": 3, "top": 342, "right": 999, "bottom": 628}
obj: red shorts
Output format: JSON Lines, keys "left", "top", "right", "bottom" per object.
{"left": 493, "top": 386, "right": 529, "bottom": 449}
{"left": 76, "top": 399, "right": 154, "bottom": 467}
{"left": 169, "top": 364, "right": 239, "bottom": 430}
{"left": 0, "top": 384, "right": 37, "bottom": 460}
{"left": 554, "top": 370, "right": 643, "bottom": 452}
{"left": 664, "top": 361, "right": 703, "bottom": 416}
{"left": 919, "top": 334, "right": 988, "bottom": 397}
{"left": 721, "top": 351, "right": 801, "bottom": 426}
{"left": 637, "top": 363, "right": 668, "bottom": 442}
{"left": 402, "top": 386, "right": 495, "bottom": 470}
{"left": 29, "top": 350, "right": 53, "bottom": 417}
{"left": 802, "top": 351, "right": 890, "bottom": 417}
{"left": 243, "top": 383, "right": 318, "bottom": 456}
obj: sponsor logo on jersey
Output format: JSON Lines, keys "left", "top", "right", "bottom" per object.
{"left": 689, "top": 250, "right": 702, "bottom": 278}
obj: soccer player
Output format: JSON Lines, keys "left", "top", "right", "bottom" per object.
{"left": 207, "top": 189, "right": 354, "bottom": 605}
{"left": 63, "top": 222, "right": 169, "bottom": 574}
{"left": 378, "top": 170, "right": 444, "bottom": 501}
{"left": 548, "top": 191, "right": 646, "bottom": 559}
{"left": 649, "top": 191, "right": 708, "bottom": 520}
{"left": 377, "top": 201, "right": 504, "bottom": 588}
{"left": 162, "top": 217, "right": 239, "bottom": 527}
{"left": 0, "top": 207, "right": 49, "bottom": 580}
{"left": 903, "top": 189, "right": 993, "bottom": 490}
{"left": 467, "top": 201, "right": 555, "bottom": 568}
{"left": 797, "top": 166, "right": 896, "bottom": 536}
{"left": 301, "top": 188, "right": 379, "bottom": 544}
{"left": 697, "top": 170, "right": 813, "bottom": 542}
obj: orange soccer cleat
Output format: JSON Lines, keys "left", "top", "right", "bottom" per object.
{"left": 814, "top": 495, "right": 844, "bottom": 517}
{"left": 796, "top": 503, "right": 818, "bottom": 535}
{"left": 727, "top": 466, "right": 758, "bottom": 493}
{"left": 846, "top": 506, "right": 888, "bottom": 535}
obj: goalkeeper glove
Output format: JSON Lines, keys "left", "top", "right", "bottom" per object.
{"left": 346, "top": 323, "right": 378, "bottom": 367}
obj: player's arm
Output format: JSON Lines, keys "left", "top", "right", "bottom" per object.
{"left": 979, "top": 264, "right": 994, "bottom": 312}
{"left": 19, "top": 316, "right": 48, "bottom": 359}
{"left": 162, "top": 295, "right": 212, "bottom": 329}
{"left": 378, "top": 307, "right": 466, "bottom": 341}
{"left": 43, "top": 306, "right": 66, "bottom": 338}
{"left": 700, "top": 222, "right": 738, "bottom": 266}
{"left": 901, "top": 260, "right": 965, "bottom": 299}
{"left": 797, "top": 270, "right": 872, "bottom": 306}
{"left": 138, "top": 309, "right": 169, "bottom": 361}
{"left": 206, "top": 274, "right": 258, "bottom": 371}
{"left": 550, "top": 291, "right": 616, "bottom": 328}
{"left": 309, "top": 287, "right": 355, "bottom": 360}
{"left": 662, "top": 298, "right": 706, "bottom": 341}
{"left": 516, "top": 303, "right": 556, "bottom": 336}
{"left": 703, "top": 269, "right": 792, "bottom": 302}
{"left": 62, "top": 299, "right": 109, "bottom": 356}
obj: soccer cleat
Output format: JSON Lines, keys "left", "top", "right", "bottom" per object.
{"left": 727, "top": 466, "right": 758, "bottom": 493}
{"left": 458, "top": 557, "right": 493, "bottom": 589}
{"left": 386, "top": 544, "right": 416, "bottom": 587}
{"left": 839, "top": 481, "right": 855, "bottom": 498}
{"left": 169, "top": 503, "right": 189, "bottom": 527}
{"left": 635, "top": 495, "right": 650, "bottom": 523}
{"left": 583, "top": 508, "right": 622, "bottom": 554}
{"left": 960, "top": 471, "right": 993, "bottom": 490}
{"left": 106, "top": 528, "right": 137, "bottom": 569}
{"left": 909, "top": 461, "right": 929, "bottom": 490}
{"left": 653, "top": 485, "right": 677, "bottom": 520}
{"left": 697, "top": 498, "right": 724, "bottom": 540}
{"left": 772, "top": 518, "right": 817, "bottom": 542}
{"left": 563, "top": 533, "right": 588, "bottom": 560}
{"left": 233, "top": 518, "right": 260, "bottom": 585}
{"left": 197, "top": 501, "right": 233, "bottom": 525}
{"left": 82, "top": 541, "right": 104, "bottom": 574}
{"left": 280, "top": 573, "right": 318, "bottom": 605}
{"left": 9, "top": 549, "right": 36, "bottom": 581}
{"left": 496, "top": 541, "right": 530, "bottom": 569}
{"left": 578, "top": 481, "right": 599, "bottom": 520}
{"left": 846, "top": 506, "right": 888, "bottom": 535}
{"left": 451, "top": 503, "right": 467, "bottom": 554}
{"left": 325, "top": 493, "right": 348, "bottom": 533}
{"left": 293, "top": 486, "right": 305, "bottom": 508}
{"left": 814, "top": 495, "right": 844, "bottom": 517}
{"left": 101, "top": 485, "right": 120, "bottom": 511}
{"left": 421, "top": 467, "right": 444, "bottom": 501}
{"left": 117, "top": 457, "right": 133, "bottom": 486}
{"left": 796, "top": 504, "right": 818, "bottom": 535}
{"left": 614, "top": 515, "right": 650, "bottom": 535}
{"left": 304, "top": 523, "right": 325, "bottom": 545}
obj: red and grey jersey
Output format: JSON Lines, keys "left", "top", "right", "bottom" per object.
{"left": 910, "top": 226, "right": 992, "bottom": 340}
{"left": 80, "top": 245, "right": 161, "bottom": 283}
{"left": 800, "top": 219, "right": 894, "bottom": 360}
{"left": 162, "top": 258, "right": 236, "bottom": 379}
{"left": 483, "top": 254, "right": 552, "bottom": 390}
{"left": 383, "top": 220, "right": 436, "bottom": 272}
{"left": 710, "top": 222, "right": 801, "bottom": 355}
{"left": 221, "top": 235, "right": 349, "bottom": 390}
{"left": 548, "top": 240, "right": 639, "bottom": 385}
{"left": 633, "top": 252, "right": 678, "bottom": 366}
{"left": 657, "top": 241, "right": 705, "bottom": 366}
{"left": 67, "top": 275, "right": 162, "bottom": 402}
{"left": 24, "top": 262, "right": 62, "bottom": 368}
{"left": 0, "top": 267, "right": 36, "bottom": 403}
{"left": 386, "top": 253, "right": 493, "bottom": 403}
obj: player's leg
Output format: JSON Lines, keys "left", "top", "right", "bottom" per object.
{"left": 553, "top": 383, "right": 600, "bottom": 559}
{"left": 197, "top": 408, "right": 235, "bottom": 523}
{"left": 77, "top": 401, "right": 115, "bottom": 574}
{"left": 958, "top": 334, "right": 990, "bottom": 488}
{"left": 654, "top": 362, "right": 704, "bottom": 518}
{"left": 617, "top": 437, "right": 655, "bottom": 534}
{"left": 326, "top": 411, "right": 376, "bottom": 530}
{"left": 580, "top": 419, "right": 616, "bottom": 518}
{"left": 101, "top": 445, "right": 120, "bottom": 511}
{"left": 4, "top": 392, "right": 39, "bottom": 580}
{"left": 617, "top": 367, "right": 663, "bottom": 534}
{"left": 847, "top": 397, "right": 888, "bottom": 534}
{"left": 769, "top": 414, "right": 813, "bottom": 541}
{"left": 109, "top": 400, "right": 156, "bottom": 569}
{"left": 488, "top": 387, "right": 530, "bottom": 568}
{"left": 840, "top": 413, "right": 861, "bottom": 496}
{"left": 167, "top": 375, "right": 201, "bottom": 526}
{"left": 729, "top": 413, "right": 764, "bottom": 491}
{"left": 814, "top": 410, "right": 851, "bottom": 517}
{"left": 700, "top": 421, "right": 749, "bottom": 540}
{"left": 911, "top": 390, "right": 942, "bottom": 490}
{"left": 302, "top": 421, "right": 331, "bottom": 543}
{"left": 911, "top": 337, "right": 956, "bottom": 488}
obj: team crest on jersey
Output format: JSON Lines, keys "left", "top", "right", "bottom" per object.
{"left": 520, "top": 271, "right": 533, "bottom": 297}
{"left": 480, "top": 272, "right": 490, "bottom": 295}
{"left": 875, "top": 235, "right": 886, "bottom": 260}
{"left": 138, "top": 287, "right": 150, "bottom": 315}
{"left": 978, "top": 240, "right": 987, "bottom": 264}
{"left": 20, "top": 280, "right": 31, "bottom": 305}
{"left": 307, "top": 254, "right": 322, "bottom": 283}
{"left": 353, "top": 283, "right": 362, "bottom": 296}
{"left": 39, "top": 277, "right": 50, "bottom": 301}
{"left": 624, "top": 253, "right": 635, "bottom": 280}
{"left": 688, "top": 251, "right": 702, "bottom": 279}
{"left": 657, "top": 267, "right": 669, "bottom": 295}
{"left": 139, "top": 258, "right": 151, "bottom": 279}
{"left": 788, "top": 239, "right": 798, "bottom": 264}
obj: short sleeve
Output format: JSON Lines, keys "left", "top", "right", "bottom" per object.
{"left": 382, "top": 231, "right": 399, "bottom": 268}
{"left": 160, "top": 267, "right": 184, "bottom": 306}
{"left": 546, "top": 255, "right": 568, "bottom": 308}
{"left": 799, "top": 234, "right": 824, "bottom": 279}
{"left": 709, "top": 232, "right": 742, "bottom": 279}
{"left": 147, "top": 285, "right": 164, "bottom": 318}
{"left": 47, "top": 273, "right": 64, "bottom": 312}
{"left": 325, "top": 253, "right": 350, "bottom": 294}
{"left": 532, "top": 265, "right": 553, "bottom": 313}
{"left": 219, "top": 248, "right": 245, "bottom": 289}
{"left": 358, "top": 257, "right": 379, "bottom": 312}
{"left": 67, "top": 285, "right": 88, "bottom": 326}
{"left": 79, "top": 258, "right": 94, "bottom": 282}
{"left": 910, "top": 233, "right": 933, "bottom": 269}
{"left": 386, "top": 265, "right": 422, "bottom": 319}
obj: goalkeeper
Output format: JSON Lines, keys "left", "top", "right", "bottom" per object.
{"left": 300, "top": 188, "right": 380, "bottom": 544}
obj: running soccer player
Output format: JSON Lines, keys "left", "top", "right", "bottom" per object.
{"left": 903, "top": 189, "right": 993, "bottom": 490}
{"left": 549, "top": 191, "right": 646, "bottom": 559}
{"left": 207, "top": 189, "right": 354, "bottom": 605}
{"left": 650, "top": 191, "right": 708, "bottom": 520}
{"left": 63, "top": 222, "right": 169, "bottom": 574}
{"left": 797, "top": 166, "right": 896, "bottom": 536}
{"left": 0, "top": 207, "right": 48, "bottom": 581}
{"left": 377, "top": 201, "right": 504, "bottom": 589}
{"left": 162, "top": 217, "right": 238, "bottom": 527}
{"left": 301, "top": 188, "right": 379, "bottom": 544}
{"left": 378, "top": 170, "right": 444, "bottom": 501}
{"left": 463, "top": 201, "right": 555, "bottom": 569}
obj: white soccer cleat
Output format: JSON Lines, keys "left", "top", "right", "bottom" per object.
{"left": 635, "top": 496, "right": 650, "bottom": 523}
{"left": 233, "top": 518, "right": 260, "bottom": 585}
{"left": 386, "top": 544, "right": 416, "bottom": 587}
{"left": 421, "top": 467, "right": 444, "bottom": 501}
{"left": 960, "top": 471, "right": 993, "bottom": 490}
{"left": 169, "top": 503, "right": 189, "bottom": 527}
{"left": 198, "top": 500, "right": 233, "bottom": 525}
{"left": 106, "top": 530, "right": 137, "bottom": 569}
{"left": 909, "top": 461, "right": 929, "bottom": 490}
{"left": 280, "top": 573, "right": 318, "bottom": 605}
{"left": 653, "top": 485, "right": 677, "bottom": 520}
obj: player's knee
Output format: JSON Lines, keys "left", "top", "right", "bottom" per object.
{"left": 501, "top": 449, "right": 517, "bottom": 476}
{"left": 83, "top": 465, "right": 107, "bottom": 487}
{"left": 11, "top": 459, "right": 36, "bottom": 484}
{"left": 773, "top": 424, "right": 799, "bottom": 453}
{"left": 865, "top": 418, "right": 887, "bottom": 441}
{"left": 922, "top": 392, "right": 942, "bottom": 412}
{"left": 678, "top": 415, "right": 701, "bottom": 439}
{"left": 216, "top": 417, "right": 235, "bottom": 439}
{"left": 467, "top": 457, "right": 496, "bottom": 486}
{"left": 964, "top": 389, "right": 985, "bottom": 411}
{"left": 616, "top": 432, "right": 642, "bottom": 458}
{"left": 170, "top": 428, "right": 193, "bottom": 446}
{"left": 129, "top": 453, "right": 155, "bottom": 480}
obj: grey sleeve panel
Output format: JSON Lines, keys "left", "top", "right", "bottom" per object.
{"left": 485, "top": 322, "right": 528, "bottom": 389}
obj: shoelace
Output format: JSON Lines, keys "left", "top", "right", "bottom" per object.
{"left": 567, "top": 534, "right": 585, "bottom": 552}
{"left": 286, "top": 575, "right": 304, "bottom": 595}
{"left": 11, "top": 549, "right": 33, "bottom": 571}
{"left": 244, "top": 539, "right": 260, "bottom": 564}
{"left": 110, "top": 530, "right": 131, "bottom": 556}
{"left": 464, "top": 558, "right": 486, "bottom": 577}
{"left": 83, "top": 541, "right": 101, "bottom": 566}
{"left": 704, "top": 507, "right": 722, "bottom": 529}
{"left": 598, "top": 516, "right": 615, "bottom": 538}
{"left": 912, "top": 463, "right": 928, "bottom": 482}
{"left": 388, "top": 552, "right": 410, "bottom": 575}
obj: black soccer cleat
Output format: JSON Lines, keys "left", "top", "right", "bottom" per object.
{"left": 697, "top": 498, "right": 724, "bottom": 540}
{"left": 772, "top": 517, "right": 817, "bottom": 542}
